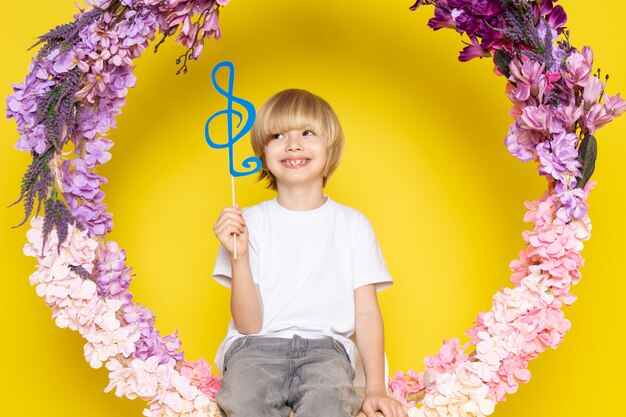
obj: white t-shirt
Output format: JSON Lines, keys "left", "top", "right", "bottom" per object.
{"left": 212, "top": 197, "right": 392, "bottom": 373}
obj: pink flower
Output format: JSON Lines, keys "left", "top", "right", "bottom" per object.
{"left": 105, "top": 356, "right": 166, "bottom": 400}
{"left": 518, "top": 105, "right": 553, "bottom": 134}
{"left": 582, "top": 76, "right": 604, "bottom": 109}
{"left": 424, "top": 338, "right": 469, "bottom": 377}
{"left": 562, "top": 46, "right": 594, "bottom": 88}
{"left": 604, "top": 93, "right": 626, "bottom": 117}
{"left": 583, "top": 103, "right": 611, "bottom": 134}
{"left": 419, "top": 368, "right": 495, "bottom": 417}
{"left": 520, "top": 266, "right": 555, "bottom": 305}
{"left": 475, "top": 332, "right": 509, "bottom": 367}
{"left": 389, "top": 370, "right": 426, "bottom": 407}
{"left": 507, "top": 56, "right": 547, "bottom": 104}
{"left": 553, "top": 102, "right": 583, "bottom": 132}
{"left": 179, "top": 358, "right": 222, "bottom": 398}
{"left": 487, "top": 357, "right": 530, "bottom": 401}
{"left": 486, "top": 287, "right": 538, "bottom": 329}
{"left": 518, "top": 307, "right": 571, "bottom": 359}
{"left": 584, "top": 93, "right": 626, "bottom": 133}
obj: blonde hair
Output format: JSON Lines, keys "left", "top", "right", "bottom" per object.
{"left": 250, "top": 89, "right": 345, "bottom": 190}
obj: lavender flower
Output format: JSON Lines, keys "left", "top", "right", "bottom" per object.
{"left": 31, "top": 8, "right": 102, "bottom": 62}
{"left": 10, "top": 151, "right": 54, "bottom": 229}
{"left": 42, "top": 190, "right": 84, "bottom": 254}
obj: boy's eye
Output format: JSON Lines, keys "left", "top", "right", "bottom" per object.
{"left": 271, "top": 133, "right": 285, "bottom": 140}
{"left": 302, "top": 130, "right": 316, "bottom": 136}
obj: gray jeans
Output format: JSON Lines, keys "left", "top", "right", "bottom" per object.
{"left": 217, "top": 335, "right": 362, "bottom": 417}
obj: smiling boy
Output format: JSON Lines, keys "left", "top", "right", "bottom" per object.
{"left": 212, "top": 89, "right": 407, "bottom": 417}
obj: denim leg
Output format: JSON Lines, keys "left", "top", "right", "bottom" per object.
{"left": 290, "top": 338, "right": 362, "bottom": 417}
{"left": 217, "top": 337, "right": 292, "bottom": 417}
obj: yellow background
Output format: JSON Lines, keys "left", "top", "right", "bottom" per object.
{"left": 1, "top": 0, "right": 625, "bottom": 415}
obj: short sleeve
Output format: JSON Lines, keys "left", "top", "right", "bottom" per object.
{"left": 212, "top": 208, "right": 260, "bottom": 288}
{"left": 352, "top": 213, "right": 393, "bottom": 291}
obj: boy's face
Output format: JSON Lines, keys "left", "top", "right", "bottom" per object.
{"left": 264, "top": 127, "right": 328, "bottom": 192}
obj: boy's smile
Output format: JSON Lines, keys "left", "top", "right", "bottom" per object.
{"left": 264, "top": 128, "right": 327, "bottom": 191}
{"left": 281, "top": 158, "right": 311, "bottom": 168}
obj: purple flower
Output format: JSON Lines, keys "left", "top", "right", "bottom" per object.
{"left": 546, "top": 5, "right": 567, "bottom": 30}
{"left": 458, "top": 36, "right": 491, "bottom": 62}
{"left": 549, "top": 45, "right": 567, "bottom": 73}
{"left": 60, "top": 158, "right": 113, "bottom": 237}
{"left": 86, "top": 0, "right": 114, "bottom": 9}
{"left": 63, "top": 159, "right": 107, "bottom": 201}
{"left": 504, "top": 123, "right": 542, "bottom": 162}
{"left": 75, "top": 59, "right": 111, "bottom": 103}
{"left": 51, "top": 50, "right": 78, "bottom": 75}
{"left": 537, "top": 19, "right": 557, "bottom": 48}
{"left": 68, "top": 200, "right": 113, "bottom": 236}
{"left": 107, "top": 66, "right": 136, "bottom": 99}
{"left": 7, "top": 68, "right": 55, "bottom": 137}
{"left": 84, "top": 138, "right": 113, "bottom": 168}
{"left": 96, "top": 240, "right": 133, "bottom": 301}
{"left": 536, "top": 130, "right": 581, "bottom": 183}
{"left": 428, "top": 5, "right": 459, "bottom": 30}
{"left": 409, "top": 0, "right": 423, "bottom": 10}
{"left": 117, "top": 10, "right": 158, "bottom": 56}
{"left": 554, "top": 185, "right": 588, "bottom": 222}
{"left": 15, "top": 124, "right": 48, "bottom": 154}
{"left": 78, "top": 101, "right": 121, "bottom": 139}
{"left": 468, "top": 0, "right": 503, "bottom": 17}
{"left": 536, "top": 0, "right": 555, "bottom": 17}
{"left": 123, "top": 303, "right": 184, "bottom": 366}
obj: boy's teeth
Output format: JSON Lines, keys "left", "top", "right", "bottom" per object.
{"left": 286, "top": 159, "right": 306, "bottom": 166}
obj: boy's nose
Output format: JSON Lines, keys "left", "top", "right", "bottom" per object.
{"left": 285, "top": 133, "right": 303, "bottom": 151}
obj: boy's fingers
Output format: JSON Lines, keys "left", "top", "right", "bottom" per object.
{"left": 221, "top": 206, "right": 242, "bottom": 215}
{"left": 214, "top": 222, "right": 245, "bottom": 239}
{"left": 361, "top": 402, "right": 377, "bottom": 417}
{"left": 380, "top": 402, "right": 393, "bottom": 417}
{"left": 214, "top": 217, "right": 245, "bottom": 233}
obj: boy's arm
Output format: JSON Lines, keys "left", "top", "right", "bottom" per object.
{"left": 214, "top": 206, "right": 263, "bottom": 334}
{"left": 355, "top": 284, "right": 407, "bottom": 417}
{"left": 230, "top": 254, "right": 263, "bottom": 334}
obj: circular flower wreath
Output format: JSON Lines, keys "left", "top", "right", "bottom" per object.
{"left": 7, "top": 0, "right": 626, "bottom": 416}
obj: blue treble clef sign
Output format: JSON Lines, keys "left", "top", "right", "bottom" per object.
{"left": 205, "top": 61, "right": 261, "bottom": 177}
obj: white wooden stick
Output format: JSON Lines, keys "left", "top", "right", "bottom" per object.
{"left": 231, "top": 175, "right": 238, "bottom": 260}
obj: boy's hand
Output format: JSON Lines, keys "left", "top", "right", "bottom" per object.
{"left": 213, "top": 206, "right": 249, "bottom": 258}
{"left": 361, "top": 392, "right": 407, "bottom": 417}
